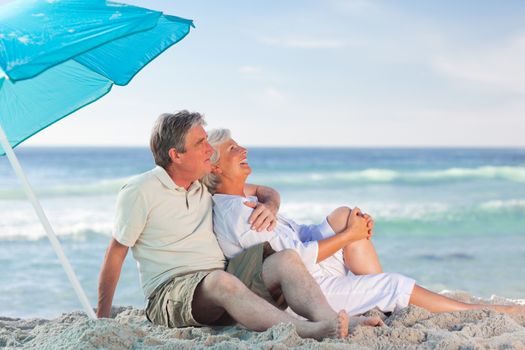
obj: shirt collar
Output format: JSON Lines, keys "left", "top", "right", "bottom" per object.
{"left": 152, "top": 166, "right": 202, "bottom": 192}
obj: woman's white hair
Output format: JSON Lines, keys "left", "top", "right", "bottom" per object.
{"left": 201, "top": 128, "right": 231, "bottom": 194}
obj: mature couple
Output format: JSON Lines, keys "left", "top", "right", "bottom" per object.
{"left": 97, "top": 111, "right": 523, "bottom": 339}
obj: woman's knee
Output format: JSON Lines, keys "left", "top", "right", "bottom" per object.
{"left": 327, "top": 206, "right": 351, "bottom": 233}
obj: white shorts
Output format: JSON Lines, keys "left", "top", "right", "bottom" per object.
{"left": 317, "top": 272, "right": 416, "bottom": 316}
{"left": 294, "top": 218, "right": 416, "bottom": 316}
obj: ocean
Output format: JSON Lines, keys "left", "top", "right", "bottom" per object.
{"left": 1, "top": 147, "right": 524, "bottom": 318}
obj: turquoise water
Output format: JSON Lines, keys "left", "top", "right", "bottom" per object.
{"left": 1, "top": 147, "right": 524, "bottom": 318}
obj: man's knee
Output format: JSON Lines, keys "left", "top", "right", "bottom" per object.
{"left": 204, "top": 270, "right": 245, "bottom": 298}
{"left": 268, "top": 249, "right": 302, "bottom": 266}
{"left": 261, "top": 249, "right": 304, "bottom": 291}
{"left": 262, "top": 249, "right": 303, "bottom": 278}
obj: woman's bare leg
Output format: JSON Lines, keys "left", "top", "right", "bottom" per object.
{"left": 343, "top": 239, "right": 383, "bottom": 275}
{"left": 410, "top": 284, "right": 525, "bottom": 314}
{"left": 327, "top": 206, "right": 383, "bottom": 275}
{"left": 327, "top": 208, "right": 524, "bottom": 316}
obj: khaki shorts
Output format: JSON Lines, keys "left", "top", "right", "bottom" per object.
{"left": 145, "top": 242, "right": 285, "bottom": 328}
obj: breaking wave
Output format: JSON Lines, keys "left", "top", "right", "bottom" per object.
{"left": 252, "top": 166, "right": 525, "bottom": 186}
{"left": 0, "top": 177, "right": 128, "bottom": 199}
{"left": 2, "top": 166, "right": 524, "bottom": 200}
{"left": 5, "top": 197, "right": 521, "bottom": 240}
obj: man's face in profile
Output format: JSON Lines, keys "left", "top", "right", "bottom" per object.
{"left": 176, "top": 124, "right": 214, "bottom": 180}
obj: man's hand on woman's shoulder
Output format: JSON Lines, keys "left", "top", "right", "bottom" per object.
{"left": 243, "top": 183, "right": 280, "bottom": 232}
{"left": 244, "top": 201, "right": 278, "bottom": 232}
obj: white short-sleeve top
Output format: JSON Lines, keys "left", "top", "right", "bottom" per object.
{"left": 212, "top": 194, "right": 319, "bottom": 271}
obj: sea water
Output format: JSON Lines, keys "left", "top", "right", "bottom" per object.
{"left": 1, "top": 147, "right": 524, "bottom": 318}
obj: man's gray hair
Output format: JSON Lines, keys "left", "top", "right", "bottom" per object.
{"left": 201, "top": 128, "right": 231, "bottom": 194}
{"left": 150, "top": 110, "right": 206, "bottom": 169}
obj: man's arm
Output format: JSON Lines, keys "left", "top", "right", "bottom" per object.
{"left": 97, "top": 238, "right": 129, "bottom": 318}
{"left": 244, "top": 183, "right": 281, "bottom": 231}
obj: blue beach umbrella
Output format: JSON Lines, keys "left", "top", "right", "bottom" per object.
{"left": 0, "top": 0, "right": 194, "bottom": 319}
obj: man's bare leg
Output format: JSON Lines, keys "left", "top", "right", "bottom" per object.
{"left": 410, "top": 284, "right": 525, "bottom": 314}
{"left": 192, "top": 270, "right": 348, "bottom": 339}
{"left": 261, "top": 250, "right": 343, "bottom": 322}
{"left": 327, "top": 206, "right": 383, "bottom": 275}
{"left": 261, "top": 249, "right": 383, "bottom": 330}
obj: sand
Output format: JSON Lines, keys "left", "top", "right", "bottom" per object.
{"left": 1, "top": 292, "right": 524, "bottom": 350}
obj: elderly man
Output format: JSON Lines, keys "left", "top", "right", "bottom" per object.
{"left": 96, "top": 110, "right": 357, "bottom": 339}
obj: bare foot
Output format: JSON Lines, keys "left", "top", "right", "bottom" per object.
{"left": 295, "top": 310, "right": 349, "bottom": 340}
{"left": 349, "top": 315, "right": 384, "bottom": 332}
{"left": 483, "top": 304, "right": 525, "bottom": 315}
{"left": 336, "top": 310, "right": 350, "bottom": 338}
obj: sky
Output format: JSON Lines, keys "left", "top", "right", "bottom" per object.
{"left": 2, "top": 0, "right": 525, "bottom": 147}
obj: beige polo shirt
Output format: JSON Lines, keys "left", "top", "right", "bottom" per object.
{"left": 113, "top": 166, "right": 226, "bottom": 298}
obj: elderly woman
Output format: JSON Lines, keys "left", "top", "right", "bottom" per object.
{"left": 203, "top": 128, "right": 525, "bottom": 317}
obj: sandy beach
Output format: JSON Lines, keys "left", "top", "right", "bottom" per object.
{"left": 2, "top": 292, "right": 524, "bottom": 349}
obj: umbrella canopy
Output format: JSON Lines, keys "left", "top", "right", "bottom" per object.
{"left": 0, "top": 0, "right": 194, "bottom": 154}
{"left": 0, "top": 0, "right": 194, "bottom": 318}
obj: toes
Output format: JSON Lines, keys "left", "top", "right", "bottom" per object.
{"left": 349, "top": 315, "right": 385, "bottom": 330}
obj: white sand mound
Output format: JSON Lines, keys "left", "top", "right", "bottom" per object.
{"left": 1, "top": 293, "right": 524, "bottom": 349}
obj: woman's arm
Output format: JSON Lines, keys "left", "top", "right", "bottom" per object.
{"left": 316, "top": 207, "right": 371, "bottom": 262}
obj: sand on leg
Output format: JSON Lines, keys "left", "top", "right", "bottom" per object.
{"left": 191, "top": 270, "right": 348, "bottom": 339}
{"left": 260, "top": 249, "right": 349, "bottom": 337}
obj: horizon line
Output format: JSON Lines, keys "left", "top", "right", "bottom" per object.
{"left": 12, "top": 144, "right": 525, "bottom": 150}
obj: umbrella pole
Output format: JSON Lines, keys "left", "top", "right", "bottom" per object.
{"left": 0, "top": 125, "right": 97, "bottom": 320}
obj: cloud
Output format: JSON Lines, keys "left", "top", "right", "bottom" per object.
{"left": 238, "top": 65, "right": 282, "bottom": 84}
{"left": 238, "top": 66, "right": 261, "bottom": 75}
{"left": 434, "top": 34, "right": 525, "bottom": 95}
{"left": 264, "top": 87, "right": 285, "bottom": 101}
{"left": 259, "top": 36, "right": 347, "bottom": 49}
